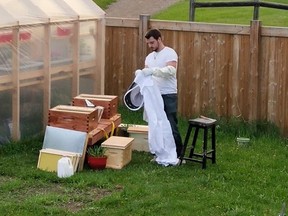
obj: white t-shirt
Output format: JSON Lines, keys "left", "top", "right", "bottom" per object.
{"left": 145, "top": 46, "right": 178, "bottom": 95}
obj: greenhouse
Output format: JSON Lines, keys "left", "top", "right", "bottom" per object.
{"left": 0, "top": 0, "right": 106, "bottom": 141}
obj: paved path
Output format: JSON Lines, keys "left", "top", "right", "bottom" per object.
{"left": 105, "top": 0, "right": 182, "bottom": 18}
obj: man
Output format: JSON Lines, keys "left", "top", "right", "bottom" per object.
{"left": 140, "top": 28, "right": 183, "bottom": 158}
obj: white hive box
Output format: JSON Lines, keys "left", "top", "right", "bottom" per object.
{"left": 101, "top": 136, "right": 134, "bottom": 169}
{"left": 127, "top": 125, "right": 149, "bottom": 152}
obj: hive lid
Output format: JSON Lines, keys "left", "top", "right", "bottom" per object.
{"left": 43, "top": 126, "right": 87, "bottom": 155}
{"left": 75, "top": 94, "right": 118, "bottom": 101}
{"left": 127, "top": 125, "right": 148, "bottom": 133}
{"left": 101, "top": 136, "right": 134, "bottom": 149}
{"left": 51, "top": 105, "right": 97, "bottom": 113}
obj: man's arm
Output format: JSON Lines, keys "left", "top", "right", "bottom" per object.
{"left": 145, "top": 60, "right": 177, "bottom": 69}
{"left": 166, "top": 60, "right": 177, "bottom": 69}
{"left": 143, "top": 60, "right": 177, "bottom": 77}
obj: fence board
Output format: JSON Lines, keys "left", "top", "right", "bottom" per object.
{"left": 230, "top": 35, "right": 240, "bottom": 117}
{"left": 259, "top": 37, "right": 269, "bottom": 120}
{"left": 275, "top": 38, "right": 287, "bottom": 130}
{"left": 177, "top": 31, "right": 194, "bottom": 116}
{"left": 239, "top": 35, "right": 250, "bottom": 120}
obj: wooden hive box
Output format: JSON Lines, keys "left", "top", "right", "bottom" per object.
{"left": 48, "top": 105, "right": 100, "bottom": 132}
{"left": 101, "top": 136, "right": 134, "bottom": 169}
{"left": 37, "top": 148, "right": 80, "bottom": 172}
{"left": 72, "top": 94, "right": 118, "bottom": 119}
{"left": 127, "top": 125, "right": 149, "bottom": 152}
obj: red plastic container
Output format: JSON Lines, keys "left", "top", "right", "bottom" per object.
{"left": 20, "top": 32, "right": 31, "bottom": 41}
{"left": 0, "top": 32, "right": 31, "bottom": 43}
{"left": 0, "top": 33, "right": 12, "bottom": 43}
{"left": 57, "top": 27, "right": 71, "bottom": 36}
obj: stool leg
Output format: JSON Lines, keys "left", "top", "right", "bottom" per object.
{"left": 202, "top": 128, "right": 208, "bottom": 169}
{"left": 211, "top": 125, "right": 216, "bottom": 164}
{"left": 179, "top": 124, "right": 192, "bottom": 165}
{"left": 189, "top": 127, "right": 199, "bottom": 158}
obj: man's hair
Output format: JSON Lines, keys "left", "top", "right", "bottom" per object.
{"left": 145, "top": 29, "right": 162, "bottom": 40}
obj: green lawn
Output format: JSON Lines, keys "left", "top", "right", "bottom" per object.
{"left": 94, "top": 0, "right": 288, "bottom": 27}
{"left": 0, "top": 106, "right": 287, "bottom": 215}
{"left": 154, "top": 0, "right": 288, "bottom": 27}
{"left": 94, "top": 0, "right": 116, "bottom": 9}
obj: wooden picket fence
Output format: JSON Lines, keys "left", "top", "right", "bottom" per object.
{"left": 105, "top": 15, "right": 288, "bottom": 136}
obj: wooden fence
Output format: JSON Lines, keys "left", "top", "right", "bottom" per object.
{"left": 105, "top": 15, "right": 288, "bottom": 136}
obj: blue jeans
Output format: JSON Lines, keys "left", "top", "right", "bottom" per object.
{"left": 162, "top": 94, "right": 183, "bottom": 157}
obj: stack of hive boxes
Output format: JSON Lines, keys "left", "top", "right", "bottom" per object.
{"left": 45, "top": 103, "right": 105, "bottom": 172}
{"left": 72, "top": 94, "right": 133, "bottom": 169}
{"left": 38, "top": 94, "right": 130, "bottom": 172}
{"left": 37, "top": 125, "right": 87, "bottom": 172}
{"left": 71, "top": 94, "right": 121, "bottom": 145}
{"left": 38, "top": 101, "right": 105, "bottom": 172}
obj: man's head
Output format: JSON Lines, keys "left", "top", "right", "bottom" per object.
{"left": 145, "top": 29, "right": 164, "bottom": 52}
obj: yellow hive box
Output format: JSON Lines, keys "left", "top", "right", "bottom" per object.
{"left": 127, "top": 125, "right": 149, "bottom": 152}
{"left": 101, "top": 136, "right": 134, "bottom": 169}
{"left": 37, "top": 148, "right": 81, "bottom": 172}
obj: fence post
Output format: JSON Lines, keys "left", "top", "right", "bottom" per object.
{"left": 189, "top": 0, "right": 196, "bottom": 21}
{"left": 43, "top": 23, "right": 51, "bottom": 132}
{"left": 138, "top": 14, "right": 150, "bottom": 68}
{"left": 253, "top": 0, "right": 260, "bottom": 20}
{"left": 11, "top": 27, "right": 21, "bottom": 140}
{"left": 248, "top": 20, "right": 261, "bottom": 121}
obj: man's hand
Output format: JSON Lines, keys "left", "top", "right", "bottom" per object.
{"left": 135, "top": 69, "right": 142, "bottom": 76}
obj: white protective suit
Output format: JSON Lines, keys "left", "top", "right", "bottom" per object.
{"left": 133, "top": 71, "right": 179, "bottom": 166}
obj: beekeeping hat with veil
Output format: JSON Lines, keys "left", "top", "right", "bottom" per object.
{"left": 123, "top": 82, "right": 144, "bottom": 111}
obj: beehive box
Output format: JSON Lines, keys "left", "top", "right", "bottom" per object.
{"left": 127, "top": 125, "right": 149, "bottom": 152}
{"left": 37, "top": 148, "right": 81, "bottom": 172}
{"left": 48, "top": 105, "right": 100, "bottom": 132}
{"left": 101, "top": 136, "right": 134, "bottom": 169}
{"left": 72, "top": 94, "right": 118, "bottom": 119}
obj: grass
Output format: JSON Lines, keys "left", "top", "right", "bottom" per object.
{"left": 93, "top": 0, "right": 116, "bottom": 9}
{"left": 94, "top": 0, "right": 288, "bottom": 27}
{"left": 153, "top": 0, "right": 288, "bottom": 27}
{"left": 0, "top": 106, "right": 288, "bottom": 215}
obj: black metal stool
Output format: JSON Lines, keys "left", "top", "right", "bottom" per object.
{"left": 179, "top": 117, "right": 216, "bottom": 169}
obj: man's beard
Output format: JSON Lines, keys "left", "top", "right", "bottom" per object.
{"left": 153, "top": 41, "right": 159, "bottom": 52}
{"left": 153, "top": 46, "right": 159, "bottom": 52}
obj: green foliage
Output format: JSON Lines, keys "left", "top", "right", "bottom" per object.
{"left": 0, "top": 134, "right": 43, "bottom": 155}
{"left": 118, "top": 106, "right": 147, "bottom": 125}
{"left": 86, "top": 144, "right": 106, "bottom": 157}
{"left": 216, "top": 116, "right": 281, "bottom": 139}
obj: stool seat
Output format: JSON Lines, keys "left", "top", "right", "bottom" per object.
{"left": 179, "top": 117, "right": 216, "bottom": 169}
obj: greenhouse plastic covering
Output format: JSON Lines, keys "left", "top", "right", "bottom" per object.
{"left": 0, "top": 0, "right": 105, "bottom": 141}
{"left": 0, "top": 0, "right": 105, "bottom": 28}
